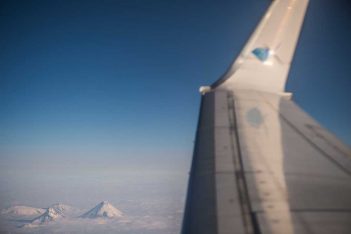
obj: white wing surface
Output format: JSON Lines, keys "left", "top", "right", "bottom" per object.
{"left": 213, "top": 0, "right": 308, "bottom": 93}
{"left": 182, "top": 0, "right": 351, "bottom": 233}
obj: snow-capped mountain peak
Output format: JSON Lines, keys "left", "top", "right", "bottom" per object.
{"left": 80, "top": 201, "right": 122, "bottom": 219}
{"left": 31, "top": 207, "right": 64, "bottom": 224}
{"left": 48, "top": 203, "right": 73, "bottom": 214}
{"left": 29, "top": 203, "right": 77, "bottom": 225}
{"left": 36, "top": 207, "right": 61, "bottom": 222}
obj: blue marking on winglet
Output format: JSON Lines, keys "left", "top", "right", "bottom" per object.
{"left": 252, "top": 47, "right": 270, "bottom": 61}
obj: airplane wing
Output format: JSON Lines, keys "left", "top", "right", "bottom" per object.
{"left": 181, "top": 0, "right": 351, "bottom": 233}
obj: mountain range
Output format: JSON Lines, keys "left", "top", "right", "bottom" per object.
{"left": 30, "top": 203, "right": 80, "bottom": 225}
{"left": 0, "top": 201, "right": 123, "bottom": 227}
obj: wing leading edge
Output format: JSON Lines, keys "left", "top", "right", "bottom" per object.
{"left": 182, "top": 0, "right": 351, "bottom": 233}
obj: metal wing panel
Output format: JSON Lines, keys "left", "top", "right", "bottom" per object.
{"left": 233, "top": 90, "right": 351, "bottom": 234}
{"left": 182, "top": 0, "right": 351, "bottom": 232}
{"left": 182, "top": 89, "right": 351, "bottom": 234}
{"left": 278, "top": 99, "right": 351, "bottom": 173}
{"left": 181, "top": 93, "right": 217, "bottom": 234}
{"left": 182, "top": 91, "right": 248, "bottom": 234}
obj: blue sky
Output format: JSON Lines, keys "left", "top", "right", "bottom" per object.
{"left": 0, "top": 0, "right": 350, "bottom": 208}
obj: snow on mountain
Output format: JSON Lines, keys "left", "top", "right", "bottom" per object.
{"left": 30, "top": 208, "right": 62, "bottom": 224}
{"left": 47, "top": 203, "right": 77, "bottom": 216}
{"left": 80, "top": 201, "right": 123, "bottom": 219}
{"left": 1, "top": 206, "right": 45, "bottom": 219}
{"left": 1, "top": 201, "right": 123, "bottom": 230}
{"left": 30, "top": 203, "right": 77, "bottom": 225}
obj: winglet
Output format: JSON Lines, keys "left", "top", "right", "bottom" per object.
{"left": 212, "top": 0, "right": 309, "bottom": 94}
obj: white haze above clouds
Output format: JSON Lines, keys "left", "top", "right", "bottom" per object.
{"left": 0, "top": 148, "right": 190, "bottom": 233}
